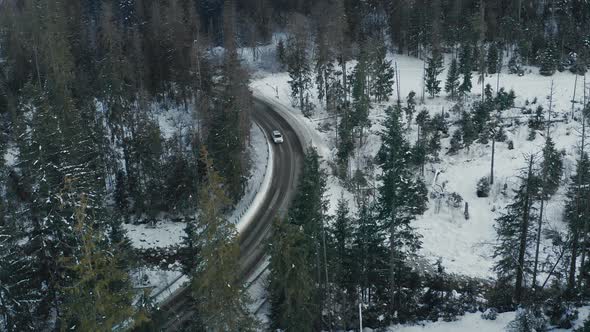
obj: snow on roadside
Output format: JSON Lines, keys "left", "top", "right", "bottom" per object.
{"left": 124, "top": 122, "right": 270, "bottom": 249}
{"left": 130, "top": 268, "right": 188, "bottom": 304}
{"left": 233, "top": 122, "right": 271, "bottom": 231}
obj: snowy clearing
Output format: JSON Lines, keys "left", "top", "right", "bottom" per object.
{"left": 251, "top": 52, "right": 586, "bottom": 280}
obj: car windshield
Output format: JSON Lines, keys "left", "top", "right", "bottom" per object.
{"left": 274, "top": 132, "right": 281, "bottom": 137}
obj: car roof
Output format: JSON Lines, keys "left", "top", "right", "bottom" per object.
{"left": 272, "top": 130, "right": 281, "bottom": 135}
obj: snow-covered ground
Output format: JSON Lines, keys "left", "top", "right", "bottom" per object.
{"left": 386, "top": 306, "right": 590, "bottom": 332}
{"left": 250, "top": 53, "right": 586, "bottom": 280}
{"left": 124, "top": 220, "right": 186, "bottom": 249}
{"left": 3, "top": 146, "right": 17, "bottom": 167}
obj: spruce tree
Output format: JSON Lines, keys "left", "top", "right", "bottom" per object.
{"left": 352, "top": 201, "right": 387, "bottom": 324}
{"left": 539, "top": 42, "right": 558, "bottom": 76}
{"left": 404, "top": 91, "right": 417, "bottom": 127}
{"left": 351, "top": 50, "right": 371, "bottom": 142}
{"left": 448, "top": 129, "right": 463, "bottom": 154}
{"left": 460, "top": 110, "right": 477, "bottom": 149}
{"left": 416, "top": 109, "right": 431, "bottom": 142}
{"left": 487, "top": 43, "right": 500, "bottom": 75}
{"left": 376, "top": 107, "right": 428, "bottom": 322}
{"left": 60, "top": 195, "right": 136, "bottom": 331}
{"left": 16, "top": 82, "right": 108, "bottom": 328}
{"left": 287, "top": 31, "right": 313, "bottom": 115}
{"left": 425, "top": 50, "right": 444, "bottom": 98}
{"left": 315, "top": 31, "right": 336, "bottom": 109}
{"left": 459, "top": 69, "right": 473, "bottom": 96}
{"left": 330, "top": 197, "right": 356, "bottom": 329}
{"left": 0, "top": 219, "right": 37, "bottom": 331}
{"left": 282, "top": 147, "right": 329, "bottom": 328}
{"left": 540, "top": 137, "right": 563, "bottom": 197}
{"left": 493, "top": 157, "right": 538, "bottom": 303}
{"left": 508, "top": 51, "right": 524, "bottom": 75}
{"left": 268, "top": 218, "right": 316, "bottom": 332}
{"left": 564, "top": 153, "right": 590, "bottom": 291}
{"left": 458, "top": 45, "right": 472, "bottom": 74}
{"left": 458, "top": 45, "right": 473, "bottom": 96}
{"left": 336, "top": 104, "right": 355, "bottom": 172}
{"left": 371, "top": 44, "right": 395, "bottom": 102}
{"left": 207, "top": 15, "right": 253, "bottom": 202}
{"left": 445, "top": 58, "right": 460, "bottom": 100}
{"left": 276, "top": 38, "right": 286, "bottom": 67}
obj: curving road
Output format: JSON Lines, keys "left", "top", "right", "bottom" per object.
{"left": 155, "top": 98, "right": 304, "bottom": 331}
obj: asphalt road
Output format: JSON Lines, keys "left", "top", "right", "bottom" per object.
{"left": 155, "top": 98, "right": 304, "bottom": 331}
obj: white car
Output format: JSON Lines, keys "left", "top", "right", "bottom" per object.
{"left": 272, "top": 130, "right": 284, "bottom": 144}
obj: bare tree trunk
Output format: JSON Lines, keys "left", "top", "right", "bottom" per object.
{"left": 580, "top": 80, "right": 590, "bottom": 286}
{"left": 572, "top": 74, "right": 578, "bottom": 119}
{"left": 532, "top": 197, "right": 544, "bottom": 291}
{"left": 421, "top": 60, "right": 426, "bottom": 103}
{"left": 569, "top": 109, "right": 586, "bottom": 290}
{"left": 515, "top": 156, "right": 534, "bottom": 303}
{"left": 490, "top": 134, "right": 495, "bottom": 184}
{"left": 389, "top": 221, "right": 396, "bottom": 315}
{"left": 479, "top": 0, "right": 486, "bottom": 103}
{"left": 547, "top": 80, "right": 554, "bottom": 137}
{"left": 322, "top": 221, "right": 333, "bottom": 331}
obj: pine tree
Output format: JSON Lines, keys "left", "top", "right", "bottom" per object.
{"left": 445, "top": 58, "right": 460, "bottom": 100}
{"left": 189, "top": 147, "right": 256, "bottom": 331}
{"left": 376, "top": 107, "right": 428, "bottom": 322}
{"left": 425, "top": 50, "right": 444, "bottom": 98}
